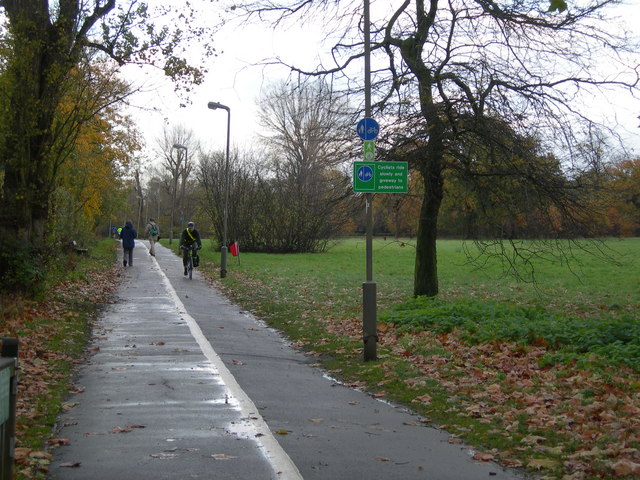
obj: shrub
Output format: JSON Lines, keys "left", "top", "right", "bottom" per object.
{"left": 0, "top": 237, "right": 46, "bottom": 295}
{"left": 381, "top": 296, "right": 640, "bottom": 370}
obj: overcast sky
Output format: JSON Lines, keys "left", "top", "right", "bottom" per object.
{"left": 122, "top": 1, "right": 640, "bottom": 164}
{"left": 121, "top": 7, "right": 328, "bottom": 160}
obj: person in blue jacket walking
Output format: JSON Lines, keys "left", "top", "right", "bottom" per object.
{"left": 119, "top": 220, "right": 137, "bottom": 267}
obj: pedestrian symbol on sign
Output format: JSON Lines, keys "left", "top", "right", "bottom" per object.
{"left": 357, "top": 165, "right": 374, "bottom": 182}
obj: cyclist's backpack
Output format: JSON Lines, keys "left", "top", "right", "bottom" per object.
{"left": 150, "top": 224, "right": 158, "bottom": 236}
{"left": 193, "top": 253, "right": 200, "bottom": 267}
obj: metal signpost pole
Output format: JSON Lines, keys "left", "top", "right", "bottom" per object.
{"left": 362, "top": 0, "right": 377, "bottom": 361}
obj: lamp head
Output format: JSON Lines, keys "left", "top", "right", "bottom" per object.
{"left": 208, "top": 101, "right": 229, "bottom": 111}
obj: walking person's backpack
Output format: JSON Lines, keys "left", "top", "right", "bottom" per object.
{"left": 150, "top": 223, "right": 158, "bottom": 236}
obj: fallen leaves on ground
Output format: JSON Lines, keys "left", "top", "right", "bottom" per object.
{"left": 612, "top": 459, "right": 640, "bottom": 476}
{"left": 396, "top": 330, "right": 640, "bottom": 478}
{"left": 110, "top": 424, "right": 145, "bottom": 434}
{"left": 473, "top": 452, "right": 495, "bottom": 462}
{"left": 1, "top": 261, "right": 121, "bottom": 479}
{"left": 47, "top": 438, "right": 71, "bottom": 447}
{"left": 211, "top": 453, "right": 237, "bottom": 460}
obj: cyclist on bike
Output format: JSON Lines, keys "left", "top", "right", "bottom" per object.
{"left": 180, "top": 221, "right": 202, "bottom": 276}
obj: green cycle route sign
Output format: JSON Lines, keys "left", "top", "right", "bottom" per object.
{"left": 353, "top": 161, "right": 408, "bottom": 193}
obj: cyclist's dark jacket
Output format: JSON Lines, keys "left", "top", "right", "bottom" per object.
{"left": 180, "top": 228, "right": 202, "bottom": 249}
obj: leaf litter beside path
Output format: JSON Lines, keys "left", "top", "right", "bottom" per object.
{"left": 384, "top": 329, "right": 640, "bottom": 479}
{"left": 0, "top": 255, "right": 121, "bottom": 479}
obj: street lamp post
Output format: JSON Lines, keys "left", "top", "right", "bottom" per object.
{"left": 207, "top": 101, "right": 231, "bottom": 278}
{"left": 171, "top": 144, "right": 188, "bottom": 245}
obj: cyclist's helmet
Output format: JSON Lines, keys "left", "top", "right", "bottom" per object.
{"left": 187, "top": 221, "right": 195, "bottom": 228}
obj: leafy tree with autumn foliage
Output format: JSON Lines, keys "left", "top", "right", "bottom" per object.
{"left": 52, "top": 60, "right": 140, "bottom": 245}
{"left": 435, "top": 121, "right": 591, "bottom": 240}
{"left": 600, "top": 157, "right": 640, "bottom": 236}
{"left": 0, "top": 1, "right": 215, "bottom": 292}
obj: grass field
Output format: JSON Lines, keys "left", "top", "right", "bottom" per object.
{"left": 192, "top": 236, "right": 640, "bottom": 479}
{"left": 199, "top": 236, "right": 638, "bottom": 321}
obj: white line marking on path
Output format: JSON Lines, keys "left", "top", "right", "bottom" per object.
{"left": 151, "top": 247, "right": 303, "bottom": 480}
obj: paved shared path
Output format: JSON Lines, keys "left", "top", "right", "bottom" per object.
{"left": 48, "top": 242, "right": 527, "bottom": 480}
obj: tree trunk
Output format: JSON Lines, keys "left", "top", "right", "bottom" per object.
{"left": 413, "top": 138, "right": 445, "bottom": 297}
{"left": 413, "top": 176, "right": 443, "bottom": 297}
{"left": 0, "top": 1, "right": 73, "bottom": 249}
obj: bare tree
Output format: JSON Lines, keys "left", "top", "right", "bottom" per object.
{"left": 239, "top": 0, "right": 640, "bottom": 296}
{"left": 133, "top": 167, "right": 144, "bottom": 231}
{"left": 257, "top": 79, "right": 355, "bottom": 252}
{"left": 197, "top": 80, "right": 375, "bottom": 249}
{"left": 144, "top": 166, "right": 167, "bottom": 230}
{"left": 157, "top": 125, "right": 196, "bottom": 243}
{"left": 198, "top": 149, "right": 270, "bottom": 250}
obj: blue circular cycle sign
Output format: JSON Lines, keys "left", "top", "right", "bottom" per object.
{"left": 356, "top": 118, "right": 379, "bottom": 141}
{"left": 357, "top": 165, "right": 374, "bottom": 182}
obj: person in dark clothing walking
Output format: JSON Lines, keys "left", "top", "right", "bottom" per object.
{"left": 119, "top": 220, "right": 137, "bottom": 267}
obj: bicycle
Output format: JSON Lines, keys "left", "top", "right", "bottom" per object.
{"left": 181, "top": 244, "right": 200, "bottom": 280}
